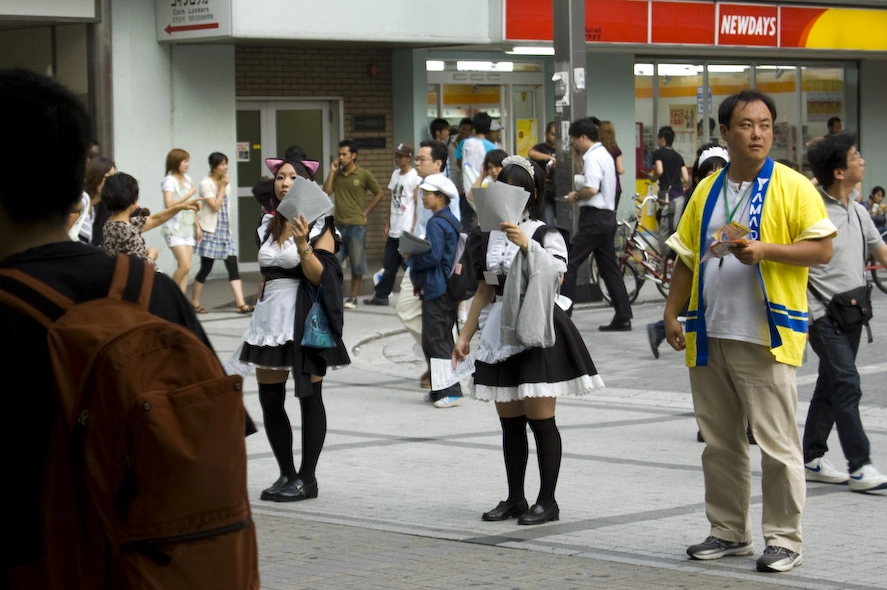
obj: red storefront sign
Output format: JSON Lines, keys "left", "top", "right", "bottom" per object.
{"left": 717, "top": 3, "right": 779, "bottom": 47}
{"left": 650, "top": 1, "right": 714, "bottom": 45}
{"left": 503, "top": 0, "right": 887, "bottom": 51}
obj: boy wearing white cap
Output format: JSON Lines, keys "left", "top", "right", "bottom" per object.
{"left": 405, "top": 173, "right": 463, "bottom": 408}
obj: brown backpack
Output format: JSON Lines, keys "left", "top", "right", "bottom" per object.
{"left": 0, "top": 255, "right": 259, "bottom": 589}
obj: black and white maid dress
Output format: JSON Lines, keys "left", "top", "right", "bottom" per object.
{"left": 469, "top": 217, "right": 604, "bottom": 401}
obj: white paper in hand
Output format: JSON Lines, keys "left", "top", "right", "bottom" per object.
{"left": 398, "top": 231, "right": 431, "bottom": 255}
{"left": 473, "top": 182, "right": 531, "bottom": 232}
{"left": 276, "top": 176, "right": 333, "bottom": 225}
{"left": 430, "top": 352, "right": 476, "bottom": 390}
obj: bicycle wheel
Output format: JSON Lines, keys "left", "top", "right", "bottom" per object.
{"left": 593, "top": 256, "right": 642, "bottom": 305}
{"left": 869, "top": 255, "right": 887, "bottom": 294}
{"left": 656, "top": 258, "right": 674, "bottom": 299}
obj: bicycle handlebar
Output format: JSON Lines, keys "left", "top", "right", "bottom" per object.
{"left": 634, "top": 194, "right": 658, "bottom": 209}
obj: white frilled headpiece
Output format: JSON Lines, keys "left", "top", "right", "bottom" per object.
{"left": 698, "top": 146, "right": 729, "bottom": 166}
{"left": 501, "top": 155, "right": 535, "bottom": 179}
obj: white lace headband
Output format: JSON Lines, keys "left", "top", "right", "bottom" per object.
{"left": 698, "top": 146, "right": 729, "bottom": 166}
{"left": 501, "top": 155, "right": 535, "bottom": 179}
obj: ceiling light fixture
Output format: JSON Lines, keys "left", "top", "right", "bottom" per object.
{"left": 506, "top": 46, "right": 555, "bottom": 56}
{"left": 457, "top": 61, "right": 514, "bottom": 72}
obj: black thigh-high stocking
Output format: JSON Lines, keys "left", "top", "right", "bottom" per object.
{"left": 528, "top": 417, "right": 562, "bottom": 507}
{"left": 500, "top": 415, "right": 529, "bottom": 504}
{"left": 258, "top": 382, "right": 297, "bottom": 479}
{"left": 297, "top": 381, "right": 327, "bottom": 484}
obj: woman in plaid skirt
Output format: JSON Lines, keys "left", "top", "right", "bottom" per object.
{"left": 191, "top": 152, "right": 253, "bottom": 314}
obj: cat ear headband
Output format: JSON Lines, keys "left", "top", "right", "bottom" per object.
{"left": 265, "top": 158, "right": 320, "bottom": 178}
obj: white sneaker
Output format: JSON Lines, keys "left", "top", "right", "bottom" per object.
{"left": 805, "top": 457, "right": 849, "bottom": 484}
{"left": 433, "top": 395, "right": 462, "bottom": 408}
{"left": 343, "top": 297, "right": 358, "bottom": 310}
{"left": 848, "top": 464, "right": 887, "bottom": 493}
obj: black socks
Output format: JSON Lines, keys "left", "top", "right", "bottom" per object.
{"left": 297, "top": 380, "right": 327, "bottom": 484}
{"left": 500, "top": 415, "right": 529, "bottom": 504}
{"left": 258, "top": 382, "right": 297, "bottom": 479}
{"left": 528, "top": 417, "right": 562, "bottom": 508}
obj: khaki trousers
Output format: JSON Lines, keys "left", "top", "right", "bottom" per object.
{"left": 689, "top": 338, "right": 804, "bottom": 553}
{"left": 395, "top": 272, "right": 422, "bottom": 346}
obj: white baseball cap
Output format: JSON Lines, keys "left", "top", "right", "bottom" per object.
{"left": 418, "top": 173, "right": 458, "bottom": 202}
{"left": 490, "top": 120, "right": 502, "bottom": 131}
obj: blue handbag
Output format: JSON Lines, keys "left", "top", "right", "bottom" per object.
{"left": 300, "top": 284, "right": 336, "bottom": 349}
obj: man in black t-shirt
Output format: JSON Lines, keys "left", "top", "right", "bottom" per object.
{"left": 528, "top": 121, "right": 558, "bottom": 225}
{"left": 649, "top": 125, "right": 688, "bottom": 201}
{"left": 650, "top": 126, "right": 689, "bottom": 260}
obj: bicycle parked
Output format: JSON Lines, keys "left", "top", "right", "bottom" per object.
{"left": 591, "top": 194, "right": 673, "bottom": 304}
{"left": 867, "top": 226, "right": 887, "bottom": 293}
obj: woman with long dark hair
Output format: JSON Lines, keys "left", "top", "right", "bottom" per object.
{"left": 239, "top": 156, "right": 349, "bottom": 502}
{"left": 453, "top": 155, "right": 603, "bottom": 525}
{"left": 73, "top": 156, "right": 116, "bottom": 246}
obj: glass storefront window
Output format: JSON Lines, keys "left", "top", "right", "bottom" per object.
{"left": 801, "top": 66, "right": 845, "bottom": 173}
{"left": 756, "top": 65, "right": 800, "bottom": 168}
{"left": 636, "top": 59, "right": 851, "bottom": 180}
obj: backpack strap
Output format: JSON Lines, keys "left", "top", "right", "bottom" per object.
{"left": 440, "top": 211, "right": 461, "bottom": 235}
{"left": 0, "top": 268, "right": 74, "bottom": 328}
{"left": 0, "top": 255, "right": 155, "bottom": 328}
{"left": 108, "top": 255, "right": 154, "bottom": 310}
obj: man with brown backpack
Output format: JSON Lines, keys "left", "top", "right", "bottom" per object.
{"left": 0, "top": 68, "right": 259, "bottom": 589}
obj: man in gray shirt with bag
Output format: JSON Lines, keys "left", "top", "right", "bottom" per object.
{"left": 803, "top": 132, "right": 887, "bottom": 493}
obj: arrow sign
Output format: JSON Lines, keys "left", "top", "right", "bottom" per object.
{"left": 164, "top": 22, "right": 220, "bottom": 35}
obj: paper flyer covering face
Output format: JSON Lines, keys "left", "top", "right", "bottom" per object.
{"left": 276, "top": 176, "right": 334, "bottom": 225}
{"left": 398, "top": 231, "right": 431, "bottom": 255}
{"left": 701, "top": 221, "right": 751, "bottom": 263}
{"left": 473, "top": 182, "right": 531, "bottom": 232}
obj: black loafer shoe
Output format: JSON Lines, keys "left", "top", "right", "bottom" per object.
{"left": 481, "top": 499, "right": 529, "bottom": 521}
{"left": 599, "top": 320, "right": 632, "bottom": 332}
{"left": 260, "top": 475, "right": 292, "bottom": 501}
{"left": 517, "top": 502, "right": 559, "bottom": 525}
{"left": 272, "top": 478, "right": 318, "bottom": 502}
{"left": 646, "top": 323, "right": 661, "bottom": 359}
{"left": 362, "top": 297, "right": 389, "bottom": 306}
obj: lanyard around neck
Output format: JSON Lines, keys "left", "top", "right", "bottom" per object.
{"left": 723, "top": 179, "right": 753, "bottom": 223}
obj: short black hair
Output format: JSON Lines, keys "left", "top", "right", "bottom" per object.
{"left": 568, "top": 117, "right": 599, "bottom": 142}
{"left": 339, "top": 139, "right": 358, "bottom": 155}
{"left": 430, "top": 118, "right": 449, "bottom": 139}
{"left": 459, "top": 117, "right": 473, "bottom": 129}
{"left": 807, "top": 131, "right": 856, "bottom": 189}
{"left": 871, "top": 186, "right": 885, "bottom": 198}
{"left": 827, "top": 116, "right": 842, "bottom": 128}
{"left": 101, "top": 172, "right": 140, "bottom": 213}
{"left": 658, "top": 126, "right": 675, "bottom": 146}
{"left": 284, "top": 144, "right": 308, "bottom": 161}
{"left": 0, "top": 68, "right": 90, "bottom": 223}
{"left": 472, "top": 112, "right": 492, "bottom": 135}
{"left": 483, "top": 149, "right": 508, "bottom": 171}
{"left": 718, "top": 89, "right": 777, "bottom": 128}
{"left": 419, "top": 139, "right": 448, "bottom": 171}
{"left": 208, "top": 152, "right": 228, "bottom": 171}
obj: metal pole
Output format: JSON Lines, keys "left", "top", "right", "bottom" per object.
{"left": 87, "top": 0, "right": 113, "bottom": 159}
{"left": 553, "top": 0, "right": 598, "bottom": 301}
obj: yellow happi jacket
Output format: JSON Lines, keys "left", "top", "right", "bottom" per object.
{"left": 666, "top": 159, "right": 836, "bottom": 367}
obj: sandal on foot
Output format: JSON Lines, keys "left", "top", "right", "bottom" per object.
{"left": 236, "top": 304, "right": 254, "bottom": 314}
{"left": 193, "top": 304, "right": 208, "bottom": 314}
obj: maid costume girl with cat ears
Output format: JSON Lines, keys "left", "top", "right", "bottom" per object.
{"left": 239, "top": 156, "right": 349, "bottom": 503}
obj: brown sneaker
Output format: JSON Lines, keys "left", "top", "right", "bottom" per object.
{"left": 419, "top": 369, "right": 431, "bottom": 389}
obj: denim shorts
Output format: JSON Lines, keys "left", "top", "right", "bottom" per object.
{"left": 336, "top": 224, "right": 367, "bottom": 276}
